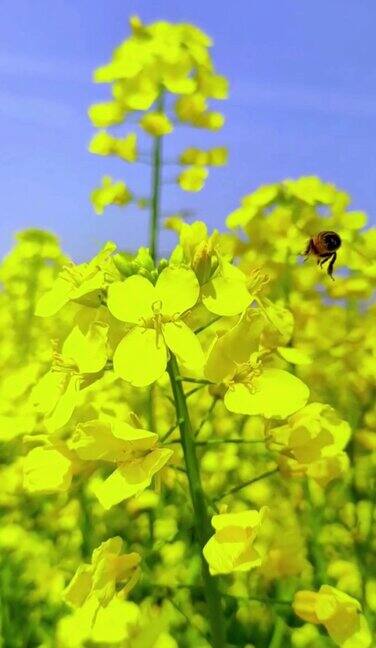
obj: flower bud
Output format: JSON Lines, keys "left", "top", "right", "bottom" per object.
{"left": 293, "top": 591, "right": 321, "bottom": 624}
{"left": 137, "top": 267, "right": 151, "bottom": 279}
{"left": 192, "top": 240, "right": 218, "bottom": 285}
{"left": 134, "top": 247, "right": 155, "bottom": 272}
{"left": 113, "top": 253, "right": 134, "bottom": 277}
{"left": 158, "top": 258, "right": 169, "bottom": 273}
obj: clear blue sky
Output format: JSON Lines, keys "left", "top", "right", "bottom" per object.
{"left": 1, "top": 0, "right": 376, "bottom": 261}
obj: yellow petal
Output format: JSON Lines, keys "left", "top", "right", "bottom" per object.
{"left": 224, "top": 369, "right": 309, "bottom": 419}
{"left": 156, "top": 266, "right": 199, "bottom": 316}
{"left": 178, "top": 166, "right": 208, "bottom": 192}
{"left": 23, "top": 446, "right": 73, "bottom": 493}
{"left": 91, "top": 598, "right": 140, "bottom": 644}
{"left": 94, "top": 449, "right": 173, "bottom": 509}
{"left": 62, "top": 322, "right": 108, "bottom": 374}
{"left": 139, "top": 112, "right": 173, "bottom": 136}
{"left": 212, "top": 509, "right": 266, "bottom": 531}
{"left": 112, "top": 421, "right": 157, "bottom": 449}
{"left": 277, "top": 346, "right": 312, "bottom": 365}
{"left": 205, "top": 310, "right": 265, "bottom": 383}
{"left": 107, "top": 276, "right": 156, "bottom": 323}
{"left": 35, "top": 277, "right": 72, "bottom": 317}
{"left": 203, "top": 535, "right": 261, "bottom": 576}
{"left": 45, "top": 375, "right": 81, "bottom": 433}
{"left": 64, "top": 565, "right": 93, "bottom": 608}
{"left": 202, "top": 263, "right": 251, "bottom": 316}
{"left": 70, "top": 420, "right": 127, "bottom": 462}
{"left": 113, "top": 328, "right": 167, "bottom": 386}
{"left": 163, "top": 322, "right": 204, "bottom": 372}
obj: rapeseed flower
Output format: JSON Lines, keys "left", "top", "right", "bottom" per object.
{"left": 69, "top": 418, "right": 173, "bottom": 509}
{"left": 293, "top": 585, "right": 372, "bottom": 647}
{"left": 107, "top": 266, "right": 204, "bottom": 386}
{"left": 203, "top": 508, "right": 267, "bottom": 575}
{"left": 205, "top": 309, "right": 309, "bottom": 418}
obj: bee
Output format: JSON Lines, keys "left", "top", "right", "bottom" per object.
{"left": 303, "top": 231, "right": 341, "bottom": 280}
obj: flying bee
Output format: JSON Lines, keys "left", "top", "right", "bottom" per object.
{"left": 303, "top": 231, "right": 341, "bottom": 280}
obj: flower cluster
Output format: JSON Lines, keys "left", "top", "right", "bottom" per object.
{"left": 0, "top": 16, "right": 375, "bottom": 648}
{"left": 88, "top": 16, "right": 228, "bottom": 216}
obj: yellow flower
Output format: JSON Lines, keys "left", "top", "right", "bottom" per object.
{"left": 29, "top": 370, "right": 81, "bottom": 433}
{"left": 64, "top": 537, "right": 140, "bottom": 608}
{"left": 88, "top": 131, "right": 115, "bottom": 155}
{"left": 271, "top": 403, "right": 351, "bottom": 486}
{"left": 201, "top": 261, "right": 252, "bottom": 315}
{"left": 107, "top": 266, "right": 203, "bottom": 386}
{"left": 62, "top": 321, "right": 108, "bottom": 375}
{"left": 91, "top": 176, "right": 132, "bottom": 215}
{"left": 179, "top": 147, "right": 209, "bottom": 166}
{"left": 88, "top": 101, "right": 126, "bottom": 127}
{"left": 205, "top": 310, "right": 309, "bottom": 418}
{"left": 207, "top": 146, "right": 228, "bottom": 166}
{"left": 114, "top": 133, "right": 138, "bottom": 161}
{"left": 203, "top": 508, "right": 267, "bottom": 575}
{"left": 23, "top": 444, "right": 76, "bottom": 493}
{"left": 178, "top": 166, "right": 208, "bottom": 192}
{"left": 293, "top": 586, "right": 372, "bottom": 647}
{"left": 140, "top": 112, "right": 173, "bottom": 136}
{"left": 175, "top": 94, "right": 225, "bottom": 130}
{"left": 35, "top": 242, "right": 116, "bottom": 316}
{"left": 179, "top": 146, "right": 228, "bottom": 167}
{"left": 28, "top": 322, "right": 109, "bottom": 432}
{"left": 306, "top": 453, "right": 350, "bottom": 488}
{"left": 69, "top": 418, "right": 173, "bottom": 509}
{"left": 263, "top": 530, "right": 308, "bottom": 580}
{"left": 89, "top": 132, "right": 138, "bottom": 162}
{"left": 58, "top": 597, "right": 141, "bottom": 647}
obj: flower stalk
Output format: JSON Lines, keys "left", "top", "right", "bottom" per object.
{"left": 167, "top": 354, "right": 227, "bottom": 648}
{"left": 149, "top": 92, "right": 164, "bottom": 262}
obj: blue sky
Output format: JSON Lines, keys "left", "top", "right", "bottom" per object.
{"left": 1, "top": 0, "right": 376, "bottom": 261}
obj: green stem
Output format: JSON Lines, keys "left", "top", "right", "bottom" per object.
{"left": 78, "top": 485, "right": 92, "bottom": 560}
{"left": 167, "top": 354, "right": 226, "bottom": 648}
{"left": 148, "top": 93, "right": 164, "bottom": 438}
{"left": 303, "top": 479, "right": 326, "bottom": 586}
{"left": 177, "top": 377, "right": 211, "bottom": 385}
{"left": 147, "top": 383, "right": 155, "bottom": 432}
{"left": 215, "top": 468, "right": 278, "bottom": 502}
{"left": 195, "top": 397, "right": 218, "bottom": 438}
{"left": 167, "top": 438, "right": 267, "bottom": 447}
{"left": 149, "top": 92, "right": 164, "bottom": 262}
{"left": 268, "top": 616, "right": 286, "bottom": 648}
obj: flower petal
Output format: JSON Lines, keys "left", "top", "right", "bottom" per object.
{"left": 205, "top": 310, "right": 265, "bottom": 383}
{"left": 94, "top": 448, "right": 173, "bottom": 509}
{"left": 224, "top": 369, "right": 309, "bottom": 419}
{"left": 107, "top": 276, "right": 156, "bottom": 323}
{"left": 202, "top": 263, "right": 251, "bottom": 316}
{"left": 156, "top": 266, "right": 199, "bottom": 316}
{"left": 45, "top": 375, "right": 81, "bottom": 433}
{"left": 35, "top": 277, "right": 72, "bottom": 317}
{"left": 163, "top": 321, "right": 204, "bottom": 373}
{"left": 23, "top": 446, "right": 73, "bottom": 493}
{"left": 62, "top": 322, "right": 108, "bottom": 374}
{"left": 113, "top": 328, "right": 167, "bottom": 386}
